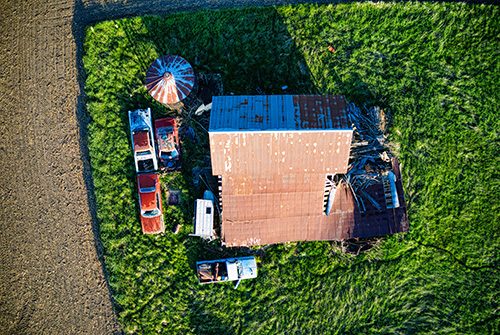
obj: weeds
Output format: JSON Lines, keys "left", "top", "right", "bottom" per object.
{"left": 83, "top": 3, "right": 500, "bottom": 334}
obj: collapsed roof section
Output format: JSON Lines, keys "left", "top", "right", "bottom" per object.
{"left": 220, "top": 157, "right": 408, "bottom": 247}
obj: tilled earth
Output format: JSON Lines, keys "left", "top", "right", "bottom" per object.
{"left": 0, "top": 0, "right": 327, "bottom": 333}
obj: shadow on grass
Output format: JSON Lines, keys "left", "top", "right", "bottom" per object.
{"left": 71, "top": 7, "right": 126, "bottom": 335}
{"left": 71, "top": 1, "right": 391, "bottom": 330}
{"left": 72, "top": 0, "right": 499, "bottom": 333}
{"left": 139, "top": 8, "right": 317, "bottom": 95}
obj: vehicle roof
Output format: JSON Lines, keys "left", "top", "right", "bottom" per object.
{"left": 140, "top": 191, "right": 157, "bottom": 211}
{"left": 239, "top": 257, "right": 258, "bottom": 278}
{"left": 227, "top": 263, "right": 238, "bottom": 281}
{"left": 133, "top": 131, "right": 151, "bottom": 151}
{"left": 137, "top": 174, "right": 157, "bottom": 189}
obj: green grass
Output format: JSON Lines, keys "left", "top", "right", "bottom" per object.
{"left": 83, "top": 3, "right": 500, "bottom": 334}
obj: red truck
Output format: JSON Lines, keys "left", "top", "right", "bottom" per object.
{"left": 154, "top": 117, "right": 181, "bottom": 173}
{"left": 137, "top": 173, "right": 164, "bottom": 234}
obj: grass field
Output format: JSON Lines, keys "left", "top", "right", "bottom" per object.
{"left": 83, "top": 3, "right": 500, "bottom": 334}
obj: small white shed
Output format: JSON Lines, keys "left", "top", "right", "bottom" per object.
{"left": 192, "top": 199, "right": 214, "bottom": 237}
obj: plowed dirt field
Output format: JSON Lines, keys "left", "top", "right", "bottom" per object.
{"left": 0, "top": 0, "right": 122, "bottom": 333}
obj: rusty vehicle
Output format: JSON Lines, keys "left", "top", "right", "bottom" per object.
{"left": 137, "top": 173, "right": 164, "bottom": 234}
{"left": 129, "top": 108, "right": 158, "bottom": 173}
{"left": 196, "top": 256, "right": 257, "bottom": 289}
{"left": 154, "top": 117, "right": 181, "bottom": 173}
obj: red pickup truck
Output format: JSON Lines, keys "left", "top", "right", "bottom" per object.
{"left": 137, "top": 173, "right": 164, "bottom": 234}
{"left": 154, "top": 117, "right": 181, "bottom": 173}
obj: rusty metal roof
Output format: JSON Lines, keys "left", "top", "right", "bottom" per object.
{"left": 209, "top": 95, "right": 352, "bottom": 176}
{"left": 222, "top": 174, "right": 323, "bottom": 195}
{"left": 145, "top": 55, "right": 195, "bottom": 104}
{"left": 209, "top": 95, "right": 408, "bottom": 246}
{"left": 210, "top": 130, "right": 352, "bottom": 175}
{"left": 221, "top": 174, "right": 324, "bottom": 221}
{"left": 210, "top": 95, "right": 350, "bottom": 131}
{"left": 222, "top": 182, "right": 356, "bottom": 246}
{"left": 220, "top": 158, "right": 408, "bottom": 247}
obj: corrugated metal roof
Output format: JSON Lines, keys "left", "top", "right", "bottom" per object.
{"left": 209, "top": 95, "right": 352, "bottom": 176}
{"left": 223, "top": 174, "right": 323, "bottom": 195}
{"left": 210, "top": 131, "right": 352, "bottom": 175}
{"left": 221, "top": 174, "right": 324, "bottom": 221}
{"left": 220, "top": 159, "right": 409, "bottom": 247}
{"left": 209, "top": 94, "right": 407, "bottom": 246}
{"left": 222, "top": 182, "right": 356, "bottom": 246}
{"left": 210, "top": 95, "right": 350, "bottom": 131}
{"left": 223, "top": 192, "right": 323, "bottom": 221}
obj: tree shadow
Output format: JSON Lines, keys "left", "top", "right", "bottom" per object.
{"left": 71, "top": 0, "right": 494, "bottom": 332}
{"left": 139, "top": 8, "right": 317, "bottom": 95}
{"left": 71, "top": 4, "right": 125, "bottom": 334}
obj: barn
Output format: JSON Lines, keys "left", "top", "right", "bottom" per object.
{"left": 209, "top": 95, "right": 408, "bottom": 247}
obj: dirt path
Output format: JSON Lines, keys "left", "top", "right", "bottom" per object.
{"left": 0, "top": 0, "right": 333, "bottom": 333}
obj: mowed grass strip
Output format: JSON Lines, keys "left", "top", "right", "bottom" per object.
{"left": 83, "top": 3, "right": 500, "bottom": 334}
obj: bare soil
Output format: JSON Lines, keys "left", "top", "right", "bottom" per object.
{"left": 0, "top": 0, "right": 122, "bottom": 332}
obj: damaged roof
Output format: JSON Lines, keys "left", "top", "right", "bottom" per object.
{"left": 221, "top": 158, "right": 408, "bottom": 247}
{"left": 210, "top": 95, "right": 350, "bottom": 132}
{"left": 209, "top": 95, "right": 353, "bottom": 175}
{"left": 209, "top": 96, "right": 408, "bottom": 247}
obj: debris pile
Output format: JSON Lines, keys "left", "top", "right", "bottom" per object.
{"left": 342, "top": 103, "right": 398, "bottom": 213}
{"left": 181, "top": 73, "right": 223, "bottom": 121}
{"left": 338, "top": 237, "right": 384, "bottom": 255}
